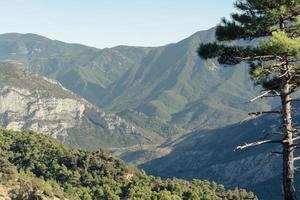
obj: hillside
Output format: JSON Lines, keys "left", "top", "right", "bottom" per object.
{"left": 0, "top": 61, "right": 183, "bottom": 149}
{"left": 0, "top": 30, "right": 271, "bottom": 131}
{"left": 0, "top": 129, "right": 257, "bottom": 200}
{"left": 101, "top": 28, "right": 272, "bottom": 130}
{"left": 140, "top": 103, "right": 300, "bottom": 199}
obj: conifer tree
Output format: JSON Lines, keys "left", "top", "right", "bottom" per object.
{"left": 198, "top": 0, "right": 300, "bottom": 199}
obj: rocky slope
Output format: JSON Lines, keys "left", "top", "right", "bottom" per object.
{"left": 0, "top": 61, "right": 173, "bottom": 149}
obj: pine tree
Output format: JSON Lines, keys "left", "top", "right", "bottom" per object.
{"left": 198, "top": 0, "right": 300, "bottom": 199}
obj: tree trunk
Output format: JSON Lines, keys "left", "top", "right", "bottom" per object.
{"left": 281, "top": 69, "right": 297, "bottom": 200}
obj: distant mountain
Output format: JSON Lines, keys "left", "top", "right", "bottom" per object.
{"left": 140, "top": 103, "right": 300, "bottom": 199}
{"left": 101, "top": 28, "right": 272, "bottom": 130}
{"left": 0, "top": 61, "right": 181, "bottom": 149}
{"left": 0, "top": 30, "right": 271, "bottom": 131}
{"left": 0, "top": 32, "right": 150, "bottom": 108}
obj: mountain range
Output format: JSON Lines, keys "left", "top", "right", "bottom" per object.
{"left": 0, "top": 28, "right": 288, "bottom": 199}
{"left": 0, "top": 29, "right": 271, "bottom": 131}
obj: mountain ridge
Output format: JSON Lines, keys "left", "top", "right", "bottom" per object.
{"left": 0, "top": 28, "right": 271, "bottom": 131}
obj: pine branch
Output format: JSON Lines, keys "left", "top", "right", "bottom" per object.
{"left": 287, "top": 98, "right": 300, "bottom": 103}
{"left": 248, "top": 111, "right": 281, "bottom": 117}
{"left": 291, "top": 136, "right": 300, "bottom": 142}
{"left": 240, "top": 110, "right": 281, "bottom": 123}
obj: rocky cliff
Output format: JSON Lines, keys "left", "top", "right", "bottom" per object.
{"left": 0, "top": 61, "right": 164, "bottom": 149}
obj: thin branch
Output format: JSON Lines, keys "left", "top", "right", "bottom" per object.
{"left": 292, "top": 136, "right": 300, "bottom": 142}
{"left": 286, "top": 88, "right": 295, "bottom": 96}
{"left": 249, "top": 90, "right": 272, "bottom": 102}
{"left": 287, "top": 98, "right": 300, "bottom": 103}
{"left": 263, "top": 95, "right": 281, "bottom": 98}
{"left": 240, "top": 110, "right": 281, "bottom": 123}
{"left": 294, "top": 157, "right": 300, "bottom": 161}
{"left": 271, "top": 151, "right": 283, "bottom": 155}
{"left": 234, "top": 55, "right": 283, "bottom": 62}
{"left": 235, "top": 139, "right": 282, "bottom": 151}
{"left": 279, "top": 70, "right": 291, "bottom": 78}
{"left": 248, "top": 111, "right": 281, "bottom": 117}
{"left": 261, "top": 84, "right": 281, "bottom": 93}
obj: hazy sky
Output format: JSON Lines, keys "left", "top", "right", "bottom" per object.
{"left": 0, "top": 0, "right": 235, "bottom": 48}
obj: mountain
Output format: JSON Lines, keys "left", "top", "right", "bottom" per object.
{"left": 0, "top": 30, "right": 271, "bottom": 131}
{"left": 0, "top": 61, "right": 182, "bottom": 149}
{"left": 0, "top": 33, "right": 150, "bottom": 107}
{"left": 139, "top": 103, "right": 300, "bottom": 199}
{"left": 0, "top": 129, "right": 257, "bottom": 200}
{"left": 87, "top": 28, "right": 272, "bottom": 130}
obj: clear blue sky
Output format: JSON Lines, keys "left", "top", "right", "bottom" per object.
{"left": 0, "top": 0, "right": 235, "bottom": 48}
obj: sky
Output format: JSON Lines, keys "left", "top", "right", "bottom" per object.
{"left": 0, "top": 0, "right": 235, "bottom": 48}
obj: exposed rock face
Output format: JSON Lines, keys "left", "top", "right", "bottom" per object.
{"left": 84, "top": 106, "right": 136, "bottom": 132}
{"left": 0, "top": 62, "right": 157, "bottom": 149}
{"left": 0, "top": 86, "right": 85, "bottom": 138}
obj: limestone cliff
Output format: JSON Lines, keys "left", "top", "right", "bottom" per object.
{"left": 0, "top": 61, "right": 161, "bottom": 149}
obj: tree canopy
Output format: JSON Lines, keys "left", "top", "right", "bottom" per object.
{"left": 0, "top": 129, "right": 257, "bottom": 200}
{"left": 198, "top": 0, "right": 300, "bottom": 92}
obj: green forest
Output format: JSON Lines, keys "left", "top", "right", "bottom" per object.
{"left": 0, "top": 129, "right": 256, "bottom": 200}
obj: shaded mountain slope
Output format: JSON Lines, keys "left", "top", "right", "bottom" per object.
{"left": 140, "top": 103, "right": 300, "bottom": 199}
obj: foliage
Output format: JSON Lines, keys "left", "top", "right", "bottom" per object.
{"left": 0, "top": 129, "right": 257, "bottom": 199}
{"left": 198, "top": 0, "right": 300, "bottom": 92}
{"left": 198, "top": 0, "right": 300, "bottom": 199}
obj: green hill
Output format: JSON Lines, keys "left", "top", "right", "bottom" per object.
{"left": 0, "top": 129, "right": 256, "bottom": 200}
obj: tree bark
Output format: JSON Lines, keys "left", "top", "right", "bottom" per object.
{"left": 281, "top": 66, "right": 297, "bottom": 200}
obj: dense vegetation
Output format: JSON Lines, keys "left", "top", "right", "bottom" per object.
{"left": 0, "top": 129, "right": 257, "bottom": 199}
